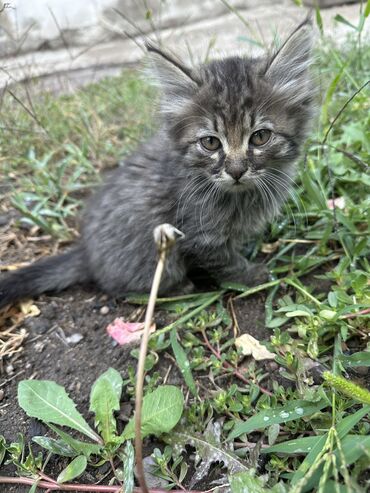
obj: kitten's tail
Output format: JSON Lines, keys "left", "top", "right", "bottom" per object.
{"left": 0, "top": 247, "right": 89, "bottom": 309}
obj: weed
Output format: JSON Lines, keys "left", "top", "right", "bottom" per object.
{"left": 1, "top": 3, "right": 370, "bottom": 492}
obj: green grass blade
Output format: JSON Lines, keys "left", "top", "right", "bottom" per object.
{"left": 228, "top": 399, "right": 327, "bottom": 440}
{"left": 170, "top": 329, "right": 198, "bottom": 397}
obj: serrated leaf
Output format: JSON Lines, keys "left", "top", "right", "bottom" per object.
{"left": 89, "top": 368, "right": 123, "bottom": 443}
{"left": 57, "top": 455, "right": 87, "bottom": 483}
{"left": 48, "top": 424, "right": 102, "bottom": 459}
{"left": 230, "top": 469, "right": 287, "bottom": 493}
{"left": 228, "top": 399, "right": 327, "bottom": 440}
{"left": 339, "top": 351, "right": 370, "bottom": 367}
{"left": 32, "top": 436, "right": 76, "bottom": 457}
{"left": 122, "top": 441, "right": 134, "bottom": 493}
{"left": 18, "top": 380, "right": 99, "bottom": 442}
{"left": 167, "top": 421, "right": 248, "bottom": 489}
{"left": 170, "top": 329, "right": 198, "bottom": 397}
{"left": 122, "top": 385, "right": 183, "bottom": 440}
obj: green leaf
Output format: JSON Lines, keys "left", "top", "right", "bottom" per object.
{"left": 230, "top": 469, "right": 286, "bottom": 493}
{"left": 0, "top": 436, "right": 6, "bottom": 466}
{"left": 18, "top": 380, "right": 100, "bottom": 442}
{"left": 365, "top": 0, "right": 370, "bottom": 17}
{"left": 319, "top": 309, "right": 337, "bottom": 320}
{"left": 291, "top": 406, "right": 370, "bottom": 485}
{"left": 170, "top": 329, "right": 198, "bottom": 397}
{"left": 168, "top": 423, "right": 248, "bottom": 484}
{"left": 123, "top": 385, "right": 184, "bottom": 439}
{"left": 302, "top": 435, "right": 370, "bottom": 492}
{"left": 48, "top": 424, "right": 102, "bottom": 459}
{"left": 228, "top": 399, "right": 327, "bottom": 440}
{"left": 338, "top": 351, "right": 370, "bottom": 368}
{"left": 57, "top": 455, "right": 87, "bottom": 483}
{"left": 300, "top": 170, "right": 327, "bottom": 210}
{"left": 220, "top": 281, "right": 249, "bottom": 292}
{"left": 89, "top": 368, "right": 123, "bottom": 443}
{"left": 122, "top": 441, "right": 135, "bottom": 493}
{"left": 32, "top": 436, "right": 76, "bottom": 457}
{"left": 334, "top": 14, "right": 358, "bottom": 31}
{"left": 286, "top": 310, "right": 314, "bottom": 318}
{"left": 315, "top": 7, "right": 323, "bottom": 35}
{"left": 263, "top": 435, "right": 320, "bottom": 455}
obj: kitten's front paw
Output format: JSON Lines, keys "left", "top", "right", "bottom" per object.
{"left": 245, "top": 263, "right": 270, "bottom": 287}
{"left": 153, "top": 223, "right": 184, "bottom": 251}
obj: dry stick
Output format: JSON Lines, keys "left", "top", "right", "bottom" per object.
{"left": 134, "top": 224, "right": 183, "bottom": 493}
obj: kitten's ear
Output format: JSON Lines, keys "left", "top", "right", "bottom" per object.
{"left": 146, "top": 43, "right": 200, "bottom": 105}
{"left": 264, "top": 19, "right": 314, "bottom": 102}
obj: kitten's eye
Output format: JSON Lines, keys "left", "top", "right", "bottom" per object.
{"left": 250, "top": 129, "right": 271, "bottom": 146}
{"left": 200, "top": 136, "right": 221, "bottom": 152}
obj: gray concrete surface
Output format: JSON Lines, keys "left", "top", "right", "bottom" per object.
{"left": 0, "top": 1, "right": 367, "bottom": 90}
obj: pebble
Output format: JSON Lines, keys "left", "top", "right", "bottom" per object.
{"left": 0, "top": 389, "right": 4, "bottom": 401}
{"left": 66, "top": 333, "right": 84, "bottom": 344}
{"left": 5, "top": 364, "right": 14, "bottom": 375}
{"left": 100, "top": 305, "right": 110, "bottom": 315}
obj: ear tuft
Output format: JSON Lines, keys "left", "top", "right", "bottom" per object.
{"left": 145, "top": 43, "right": 200, "bottom": 114}
{"left": 264, "top": 19, "right": 314, "bottom": 101}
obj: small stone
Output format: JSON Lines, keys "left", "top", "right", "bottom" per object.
{"left": 0, "top": 389, "right": 4, "bottom": 401}
{"left": 66, "top": 333, "right": 84, "bottom": 344}
{"left": 100, "top": 305, "right": 110, "bottom": 315}
{"left": 5, "top": 364, "right": 14, "bottom": 375}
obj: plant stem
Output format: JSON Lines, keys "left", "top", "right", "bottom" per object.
{"left": 340, "top": 307, "right": 370, "bottom": 319}
{"left": 134, "top": 251, "right": 166, "bottom": 493}
{"left": 153, "top": 291, "right": 223, "bottom": 338}
{"left": 0, "top": 476, "right": 202, "bottom": 492}
{"left": 201, "top": 329, "right": 273, "bottom": 396}
{"left": 134, "top": 225, "right": 183, "bottom": 493}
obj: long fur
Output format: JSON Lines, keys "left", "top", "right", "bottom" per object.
{"left": 0, "top": 22, "right": 316, "bottom": 309}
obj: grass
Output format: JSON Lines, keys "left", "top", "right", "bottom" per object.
{"left": 0, "top": 72, "right": 154, "bottom": 237}
{"left": 1, "top": 14, "right": 370, "bottom": 493}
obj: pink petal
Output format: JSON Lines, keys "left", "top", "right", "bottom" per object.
{"left": 327, "top": 197, "right": 345, "bottom": 210}
{"left": 106, "top": 318, "right": 155, "bottom": 345}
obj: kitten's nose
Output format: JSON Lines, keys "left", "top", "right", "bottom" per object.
{"left": 226, "top": 165, "right": 245, "bottom": 182}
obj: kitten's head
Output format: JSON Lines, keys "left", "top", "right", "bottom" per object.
{"left": 147, "top": 20, "right": 316, "bottom": 193}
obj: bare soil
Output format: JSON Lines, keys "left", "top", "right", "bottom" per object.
{"left": 0, "top": 209, "right": 275, "bottom": 492}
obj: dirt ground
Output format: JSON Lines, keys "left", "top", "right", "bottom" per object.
{"left": 0, "top": 205, "right": 275, "bottom": 492}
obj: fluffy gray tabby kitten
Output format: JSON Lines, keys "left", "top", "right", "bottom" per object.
{"left": 0, "top": 20, "right": 315, "bottom": 309}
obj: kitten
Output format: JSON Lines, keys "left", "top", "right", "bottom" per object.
{"left": 0, "top": 20, "right": 315, "bottom": 309}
